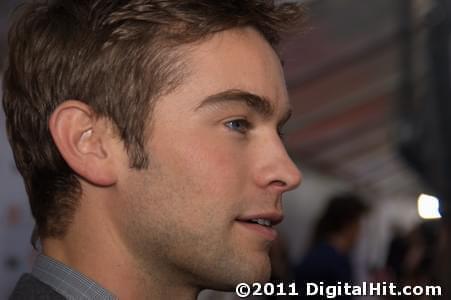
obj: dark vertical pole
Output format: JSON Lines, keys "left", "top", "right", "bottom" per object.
{"left": 427, "top": 0, "right": 451, "bottom": 298}
{"left": 398, "top": 0, "right": 451, "bottom": 297}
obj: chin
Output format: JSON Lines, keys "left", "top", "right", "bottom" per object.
{"left": 205, "top": 255, "right": 272, "bottom": 292}
{"left": 241, "top": 251, "right": 272, "bottom": 283}
{"left": 248, "top": 264, "right": 272, "bottom": 283}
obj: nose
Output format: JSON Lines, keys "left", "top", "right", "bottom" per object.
{"left": 254, "top": 137, "right": 302, "bottom": 193}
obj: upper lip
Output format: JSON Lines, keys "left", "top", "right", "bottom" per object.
{"left": 236, "top": 212, "right": 284, "bottom": 226}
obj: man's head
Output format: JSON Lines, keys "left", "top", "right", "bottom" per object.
{"left": 3, "top": 0, "right": 304, "bottom": 291}
{"left": 312, "top": 192, "right": 370, "bottom": 252}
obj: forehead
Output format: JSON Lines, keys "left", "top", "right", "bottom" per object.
{"left": 170, "top": 27, "right": 290, "bottom": 113}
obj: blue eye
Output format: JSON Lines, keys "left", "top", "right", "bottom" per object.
{"left": 225, "top": 119, "right": 251, "bottom": 134}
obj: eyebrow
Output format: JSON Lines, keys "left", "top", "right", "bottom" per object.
{"left": 195, "top": 89, "right": 292, "bottom": 126}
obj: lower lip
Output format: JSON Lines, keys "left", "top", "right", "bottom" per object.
{"left": 236, "top": 221, "right": 278, "bottom": 241}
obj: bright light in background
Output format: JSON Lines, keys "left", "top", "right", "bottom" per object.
{"left": 417, "top": 193, "right": 442, "bottom": 219}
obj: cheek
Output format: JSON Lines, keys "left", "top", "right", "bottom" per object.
{"left": 151, "top": 133, "right": 251, "bottom": 228}
{"left": 157, "top": 132, "right": 249, "bottom": 189}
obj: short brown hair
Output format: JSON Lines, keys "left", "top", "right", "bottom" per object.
{"left": 2, "top": 0, "right": 305, "bottom": 241}
{"left": 312, "top": 192, "right": 370, "bottom": 245}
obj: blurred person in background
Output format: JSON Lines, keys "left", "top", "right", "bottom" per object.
{"left": 294, "top": 192, "right": 369, "bottom": 299}
{"left": 2, "top": 0, "right": 304, "bottom": 299}
{"left": 387, "top": 221, "right": 444, "bottom": 300}
{"left": 385, "top": 225, "right": 408, "bottom": 283}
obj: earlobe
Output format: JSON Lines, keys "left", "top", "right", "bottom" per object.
{"left": 48, "top": 100, "right": 117, "bottom": 186}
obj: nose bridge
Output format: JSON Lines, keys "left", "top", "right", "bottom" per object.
{"left": 255, "top": 135, "right": 302, "bottom": 192}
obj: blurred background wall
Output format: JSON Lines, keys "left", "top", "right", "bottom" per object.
{"left": 0, "top": 84, "right": 35, "bottom": 298}
{"left": 1, "top": 0, "right": 448, "bottom": 299}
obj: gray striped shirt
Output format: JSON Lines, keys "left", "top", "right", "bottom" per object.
{"left": 32, "top": 254, "right": 117, "bottom": 300}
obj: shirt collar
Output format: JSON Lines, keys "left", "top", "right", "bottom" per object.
{"left": 32, "top": 254, "right": 117, "bottom": 300}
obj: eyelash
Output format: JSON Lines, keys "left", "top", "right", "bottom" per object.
{"left": 224, "top": 119, "right": 251, "bottom": 134}
{"left": 224, "top": 119, "right": 286, "bottom": 140}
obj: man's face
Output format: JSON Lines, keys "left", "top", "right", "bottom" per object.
{"left": 112, "top": 27, "right": 302, "bottom": 290}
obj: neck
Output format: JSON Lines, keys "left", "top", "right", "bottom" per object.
{"left": 42, "top": 190, "right": 200, "bottom": 300}
{"left": 327, "top": 234, "right": 352, "bottom": 255}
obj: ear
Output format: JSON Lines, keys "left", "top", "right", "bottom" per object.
{"left": 49, "top": 100, "right": 118, "bottom": 186}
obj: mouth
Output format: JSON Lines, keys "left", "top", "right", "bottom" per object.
{"left": 235, "top": 213, "right": 283, "bottom": 241}
{"left": 248, "top": 218, "right": 273, "bottom": 227}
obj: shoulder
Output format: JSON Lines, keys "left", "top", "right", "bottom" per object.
{"left": 9, "top": 273, "right": 66, "bottom": 300}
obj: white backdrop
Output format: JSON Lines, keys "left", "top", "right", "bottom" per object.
{"left": 0, "top": 83, "right": 35, "bottom": 298}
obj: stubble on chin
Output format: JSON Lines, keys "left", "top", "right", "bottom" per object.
{"left": 189, "top": 243, "right": 273, "bottom": 291}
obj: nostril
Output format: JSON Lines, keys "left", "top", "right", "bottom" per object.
{"left": 271, "top": 180, "right": 286, "bottom": 187}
